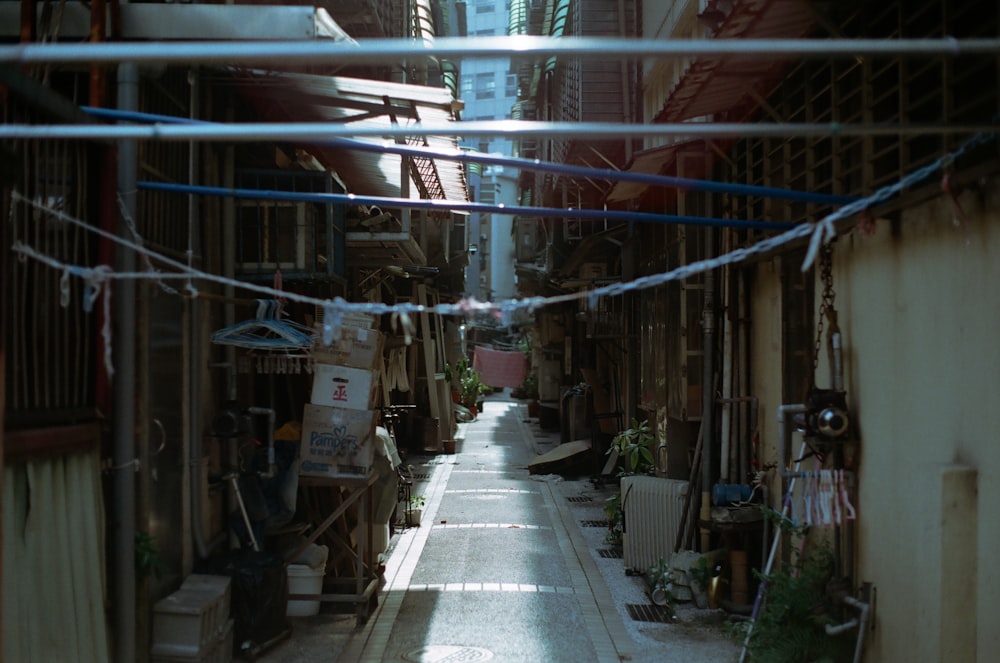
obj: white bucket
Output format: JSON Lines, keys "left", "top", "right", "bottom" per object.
{"left": 286, "top": 564, "right": 325, "bottom": 617}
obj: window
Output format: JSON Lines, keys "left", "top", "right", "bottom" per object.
{"left": 476, "top": 2, "right": 495, "bottom": 13}
{"left": 238, "top": 202, "right": 308, "bottom": 270}
{"left": 475, "top": 72, "right": 496, "bottom": 100}
{"left": 505, "top": 74, "right": 517, "bottom": 97}
{"left": 475, "top": 28, "right": 496, "bottom": 36}
{"left": 460, "top": 76, "right": 474, "bottom": 96}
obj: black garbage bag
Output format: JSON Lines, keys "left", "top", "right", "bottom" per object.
{"left": 197, "top": 549, "right": 290, "bottom": 657}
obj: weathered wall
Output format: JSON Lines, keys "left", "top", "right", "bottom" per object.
{"left": 750, "top": 181, "right": 1000, "bottom": 661}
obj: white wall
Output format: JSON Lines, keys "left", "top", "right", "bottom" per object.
{"left": 750, "top": 181, "right": 1000, "bottom": 661}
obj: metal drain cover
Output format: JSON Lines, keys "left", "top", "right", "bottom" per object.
{"left": 402, "top": 645, "right": 494, "bottom": 662}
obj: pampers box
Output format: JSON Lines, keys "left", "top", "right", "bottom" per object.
{"left": 299, "top": 404, "right": 376, "bottom": 479}
{"left": 310, "top": 363, "right": 379, "bottom": 411}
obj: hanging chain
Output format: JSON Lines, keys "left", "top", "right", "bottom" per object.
{"left": 811, "top": 243, "right": 836, "bottom": 380}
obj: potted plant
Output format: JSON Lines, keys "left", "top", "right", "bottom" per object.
{"left": 406, "top": 494, "right": 426, "bottom": 526}
{"left": 603, "top": 419, "right": 656, "bottom": 553}
{"left": 647, "top": 557, "right": 677, "bottom": 617}
{"left": 458, "top": 365, "right": 490, "bottom": 416}
{"left": 607, "top": 418, "right": 656, "bottom": 476}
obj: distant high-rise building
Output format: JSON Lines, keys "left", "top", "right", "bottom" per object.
{"left": 457, "top": 0, "right": 521, "bottom": 303}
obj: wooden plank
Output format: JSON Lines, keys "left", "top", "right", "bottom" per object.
{"left": 416, "top": 284, "right": 439, "bottom": 425}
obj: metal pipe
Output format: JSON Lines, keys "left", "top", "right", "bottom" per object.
{"left": 776, "top": 404, "right": 808, "bottom": 506}
{"left": 247, "top": 406, "right": 276, "bottom": 477}
{"left": 699, "top": 227, "right": 715, "bottom": 552}
{"left": 80, "top": 105, "right": 860, "bottom": 206}
{"left": 824, "top": 595, "right": 870, "bottom": 663}
{"left": 113, "top": 60, "right": 139, "bottom": 663}
{"left": 133, "top": 180, "right": 799, "bottom": 230}
{"left": 831, "top": 330, "right": 844, "bottom": 392}
{"left": 188, "top": 69, "right": 210, "bottom": 561}
{"left": 3, "top": 36, "right": 1000, "bottom": 66}
{"left": 2, "top": 120, "right": 995, "bottom": 142}
{"left": 843, "top": 595, "right": 871, "bottom": 663}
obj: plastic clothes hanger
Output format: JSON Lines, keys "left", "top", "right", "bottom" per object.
{"left": 211, "top": 300, "right": 315, "bottom": 350}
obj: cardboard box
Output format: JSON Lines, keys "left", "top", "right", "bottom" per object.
{"left": 312, "top": 326, "right": 384, "bottom": 371}
{"left": 299, "top": 404, "right": 376, "bottom": 479}
{"left": 310, "top": 363, "right": 379, "bottom": 410}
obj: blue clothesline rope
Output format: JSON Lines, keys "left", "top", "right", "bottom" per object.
{"left": 81, "top": 105, "right": 857, "bottom": 207}
{"left": 136, "top": 180, "right": 799, "bottom": 231}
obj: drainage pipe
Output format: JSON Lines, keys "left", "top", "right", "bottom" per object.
{"left": 699, "top": 227, "right": 715, "bottom": 553}
{"left": 824, "top": 595, "right": 870, "bottom": 663}
{"left": 776, "top": 404, "right": 808, "bottom": 509}
{"left": 187, "top": 69, "right": 211, "bottom": 561}
{"left": 113, "top": 60, "right": 139, "bottom": 663}
{"left": 719, "top": 236, "right": 733, "bottom": 482}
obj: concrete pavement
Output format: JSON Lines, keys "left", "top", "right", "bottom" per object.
{"left": 259, "top": 394, "right": 738, "bottom": 662}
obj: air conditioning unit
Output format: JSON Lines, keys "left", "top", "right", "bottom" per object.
{"left": 621, "top": 476, "right": 689, "bottom": 573}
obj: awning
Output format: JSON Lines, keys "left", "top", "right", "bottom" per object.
{"left": 605, "top": 139, "right": 714, "bottom": 203}
{"left": 654, "top": 0, "right": 816, "bottom": 123}
{"left": 231, "top": 70, "right": 468, "bottom": 205}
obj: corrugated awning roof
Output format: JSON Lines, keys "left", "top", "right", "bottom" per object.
{"left": 608, "top": 0, "right": 815, "bottom": 204}
{"left": 605, "top": 139, "right": 714, "bottom": 203}
{"left": 232, "top": 69, "right": 468, "bottom": 205}
{"left": 654, "top": 0, "right": 816, "bottom": 123}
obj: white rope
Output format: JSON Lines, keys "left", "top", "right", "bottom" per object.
{"left": 9, "top": 127, "right": 996, "bottom": 340}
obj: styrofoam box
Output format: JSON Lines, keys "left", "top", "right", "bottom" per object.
{"left": 310, "top": 363, "right": 379, "bottom": 411}
{"left": 311, "top": 326, "right": 383, "bottom": 371}
{"left": 179, "top": 574, "right": 231, "bottom": 635}
{"left": 151, "top": 619, "right": 234, "bottom": 663}
{"left": 151, "top": 588, "right": 224, "bottom": 657}
{"left": 299, "top": 403, "right": 376, "bottom": 479}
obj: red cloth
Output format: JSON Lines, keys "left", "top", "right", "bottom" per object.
{"left": 472, "top": 347, "right": 528, "bottom": 389}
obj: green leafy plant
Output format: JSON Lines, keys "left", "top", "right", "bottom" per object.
{"left": 458, "top": 365, "right": 490, "bottom": 409}
{"left": 135, "top": 530, "right": 161, "bottom": 579}
{"left": 690, "top": 556, "right": 711, "bottom": 593}
{"left": 517, "top": 372, "right": 539, "bottom": 399}
{"left": 607, "top": 418, "right": 656, "bottom": 475}
{"left": 603, "top": 492, "right": 623, "bottom": 546}
{"left": 409, "top": 494, "right": 426, "bottom": 509}
{"left": 647, "top": 558, "right": 677, "bottom": 617}
{"left": 731, "top": 538, "right": 854, "bottom": 662}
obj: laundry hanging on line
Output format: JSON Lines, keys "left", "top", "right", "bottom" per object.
{"left": 472, "top": 346, "right": 527, "bottom": 389}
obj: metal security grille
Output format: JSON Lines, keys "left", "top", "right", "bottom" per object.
{"left": 5, "top": 103, "right": 96, "bottom": 423}
{"left": 730, "top": 0, "right": 1000, "bottom": 232}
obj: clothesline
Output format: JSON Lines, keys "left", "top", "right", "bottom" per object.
{"left": 8, "top": 125, "right": 996, "bottom": 375}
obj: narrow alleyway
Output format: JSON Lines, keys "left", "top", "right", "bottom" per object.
{"left": 262, "top": 394, "right": 739, "bottom": 662}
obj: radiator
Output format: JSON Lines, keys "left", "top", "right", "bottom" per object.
{"left": 620, "top": 476, "right": 689, "bottom": 574}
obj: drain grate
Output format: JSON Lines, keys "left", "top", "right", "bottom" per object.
{"left": 626, "top": 603, "right": 672, "bottom": 623}
{"left": 409, "top": 473, "right": 430, "bottom": 480}
{"left": 580, "top": 520, "right": 607, "bottom": 528}
{"left": 598, "top": 548, "right": 623, "bottom": 559}
{"left": 567, "top": 496, "right": 593, "bottom": 503}
{"left": 402, "top": 645, "right": 494, "bottom": 662}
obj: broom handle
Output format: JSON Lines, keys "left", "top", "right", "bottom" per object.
{"left": 738, "top": 440, "right": 808, "bottom": 663}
